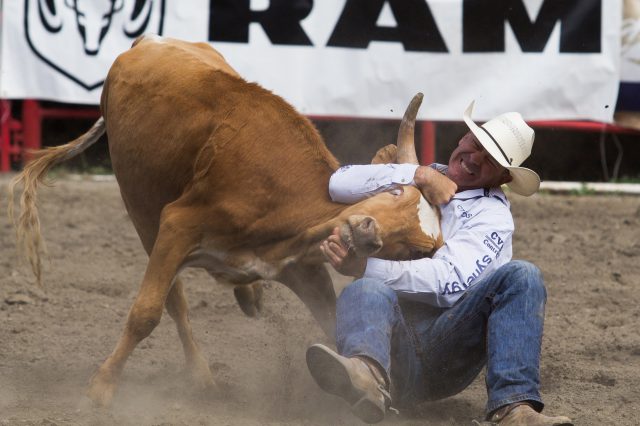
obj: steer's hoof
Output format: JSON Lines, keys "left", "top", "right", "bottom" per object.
{"left": 233, "top": 282, "right": 263, "bottom": 317}
{"left": 187, "top": 358, "right": 217, "bottom": 390}
{"left": 86, "top": 369, "right": 117, "bottom": 408}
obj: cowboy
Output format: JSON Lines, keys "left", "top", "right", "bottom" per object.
{"left": 307, "top": 102, "right": 573, "bottom": 425}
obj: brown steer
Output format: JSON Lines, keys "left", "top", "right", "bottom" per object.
{"left": 9, "top": 35, "right": 442, "bottom": 407}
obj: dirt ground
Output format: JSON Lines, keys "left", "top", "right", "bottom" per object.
{"left": 0, "top": 174, "right": 639, "bottom": 425}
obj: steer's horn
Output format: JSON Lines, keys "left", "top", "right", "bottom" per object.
{"left": 396, "top": 93, "right": 423, "bottom": 165}
{"left": 38, "top": 0, "right": 63, "bottom": 33}
{"left": 124, "top": 0, "right": 153, "bottom": 38}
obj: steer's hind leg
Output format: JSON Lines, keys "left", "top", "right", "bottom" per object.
{"left": 165, "top": 277, "right": 216, "bottom": 391}
{"left": 233, "top": 281, "right": 264, "bottom": 317}
{"left": 86, "top": 206, "right": 197, "bottom": 407}
{"left": 277, "top": 263, "right": 336, "bottom": 340}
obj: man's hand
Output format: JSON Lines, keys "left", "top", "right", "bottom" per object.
{"left": 414, "top": 165, "right": 457, "bottom": 205}
{"left": 320, "top": 227, "right": 367, "bottom": 278}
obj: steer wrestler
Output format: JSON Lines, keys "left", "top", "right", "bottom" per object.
{"left": 306, "top": 102, "right": 573, "bottom": 425}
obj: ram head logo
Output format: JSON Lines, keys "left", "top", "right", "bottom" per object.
{"left": 26, "top": 0, "right": 165, "bottom": 90}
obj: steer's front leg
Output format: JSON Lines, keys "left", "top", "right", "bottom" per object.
{"left": 87, "top": 206, "right": 200, "bottom": 407}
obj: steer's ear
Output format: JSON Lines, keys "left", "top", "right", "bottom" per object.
{"left": 371, "top": 144, "right": 397, "bottom": 164}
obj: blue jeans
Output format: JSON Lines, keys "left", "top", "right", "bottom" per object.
{"left": 335, "top": 260, "right": 546, "bottom": 415}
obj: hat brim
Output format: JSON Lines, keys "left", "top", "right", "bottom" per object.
{"left": 463, "top": 101, "right": 540, "bottom": 196}
{"left": 505, "top": 167, "right": 541, "bottom": 196}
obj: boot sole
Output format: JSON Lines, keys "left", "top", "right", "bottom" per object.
{"left": 306, "top": 344, "right": 384, "bottom": 424}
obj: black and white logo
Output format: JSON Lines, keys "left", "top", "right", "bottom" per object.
{"left": 25, "top": 0, "right": 166, "bottom": 90}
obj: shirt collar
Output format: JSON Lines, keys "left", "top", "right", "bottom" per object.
{"left": 453, "top": 187, "right": 508, "bottom": 204}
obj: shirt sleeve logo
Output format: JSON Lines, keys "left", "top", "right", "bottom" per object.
{"left": 483, "top": 231, "right": 504, "bottom": 256}
{"left": 456, "top": 205, "right": 473, "bottom": 219}
{"left": 441, "top": 254, "right": 494, "bottom": 295}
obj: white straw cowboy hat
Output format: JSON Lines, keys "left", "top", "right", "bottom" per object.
{"left": 463, "top": 101, "right": 541, "bottom": 196}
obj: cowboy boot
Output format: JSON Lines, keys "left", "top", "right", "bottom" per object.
{"left": 479, "top": 402, "right": 573, "bottom": 426}
{"left": 306, "top": 344, "right": 391, "bottom": 424}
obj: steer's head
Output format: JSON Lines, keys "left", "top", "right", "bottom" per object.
{"left": 352, "top": 187, "right": 442, "bottom": 260}
{"left": 341, "top": 188, "right": 441, "bottom": 260}
{"left": 340, "top": 93, "right": 443, "bottom": 260}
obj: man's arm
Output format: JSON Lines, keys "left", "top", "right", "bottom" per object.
{"left": 322, "top": 201, "right": 514, "bottom": 308}
{"left": 329, "top": 164, "right": 456, "bottom": 205}
{"left": 364, "top": 205, "right": 514, "bottom": 307}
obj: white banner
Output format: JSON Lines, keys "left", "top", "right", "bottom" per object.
{"left": 0, "top": 0, "right": 622, "bottom": 121}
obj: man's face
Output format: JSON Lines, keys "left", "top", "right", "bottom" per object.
{"left": 447, "top": 132, "right": 513, "bottom": 191}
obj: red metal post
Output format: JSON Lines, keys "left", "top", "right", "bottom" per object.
{"left": 419, "top": 120, "right": 436, "bottom": 165}
{"left": 0, "top": 100, "right": 11, "bottom": 171}
{"left": 22, "top": 99, "right": 43, "bottom": 162}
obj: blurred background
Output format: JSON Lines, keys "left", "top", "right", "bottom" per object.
{"left": 1, "top": 0, "right": 639, "bottom": 183}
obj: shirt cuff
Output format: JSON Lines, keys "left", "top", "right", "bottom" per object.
{"left": 363, "top": 258, "right": 390, "bottom": 280}
{"left": 391, "top": 164, "right": 420, "bottom": 186}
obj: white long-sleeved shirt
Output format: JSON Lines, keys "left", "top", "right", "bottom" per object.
{"left": 329, "top": 163, "right": 514, "bottom": 308}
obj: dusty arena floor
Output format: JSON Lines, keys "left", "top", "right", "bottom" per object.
{"left": 0, "top": 175, "right": 639, "bottom": 425}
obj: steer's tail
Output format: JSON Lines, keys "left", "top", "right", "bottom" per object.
{"left": 8, "top": 117, "right": 106, "bottom": 287}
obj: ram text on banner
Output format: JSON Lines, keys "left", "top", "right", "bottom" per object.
{"left": 1, "top": 0, "right": 621, "bottom": 121}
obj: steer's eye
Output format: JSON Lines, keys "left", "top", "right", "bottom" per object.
{"left": 389, "top": 186, "right": 403, "bottom": 196}
{"left": 409, "top": 248, "right": 426, "bottom": 260}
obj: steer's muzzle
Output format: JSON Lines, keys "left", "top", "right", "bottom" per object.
{"left": 340, "top": 215, "right": 383, "bottom": 257}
